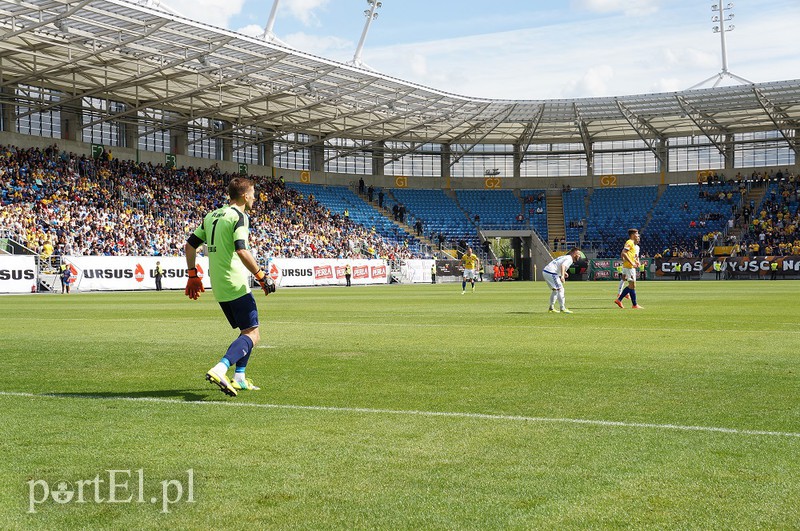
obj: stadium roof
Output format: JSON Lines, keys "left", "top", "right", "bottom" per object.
{"left": 1, "top": 0, "right": 799, "bottom": 161}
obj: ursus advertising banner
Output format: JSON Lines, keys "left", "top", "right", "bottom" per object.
{"left": 0, "top": 255, "right": 37, "bottom": 293}
{"left": 64, "top": 256, "right": 211, "bottom": 291}
{"left": 266, "top": 258, "right": 389, "bottom": 287}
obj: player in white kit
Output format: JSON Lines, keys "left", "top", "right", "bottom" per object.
{"left": 542, "top": 247, "right": 582, "bottom": 314}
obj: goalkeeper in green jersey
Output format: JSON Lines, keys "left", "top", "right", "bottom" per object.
{"left": 185, "top": 177, "right": 275, "bottom": 397}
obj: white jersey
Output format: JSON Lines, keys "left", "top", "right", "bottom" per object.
{"left": 544, "top": 254, "right": 573, "bottom": 276}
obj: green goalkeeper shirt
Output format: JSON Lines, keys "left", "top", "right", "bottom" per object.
{"left": 192, "top": 205, "right": 251, "bottom": 302}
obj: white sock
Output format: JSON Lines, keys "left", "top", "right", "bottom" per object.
{"left": 211, "top": 362, "right": 228, "bottom": 377}
{"left": 234, "top": 372, "right": 246, "bottom": 383}
{"left": 618, "top": 279, "right": 625, "bottom": 295}
{"left": 549, "top": 291, "right": 557, "bottom": 309}
{"left": 557, "top": 290, "right": 566, "bottom": 310}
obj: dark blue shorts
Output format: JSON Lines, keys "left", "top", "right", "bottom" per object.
{"left": 219, "top": 292, "right": 259, "bottom": 331}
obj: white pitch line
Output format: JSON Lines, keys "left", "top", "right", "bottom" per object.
{"left": 0, "top": 391, "right": 798, "bottom": 439}
{"left": 2, "top": 317, "right": 799, "bottom": 335}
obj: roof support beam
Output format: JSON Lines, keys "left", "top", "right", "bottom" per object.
{"left": 11, "top": 34, "right": 236, "bottom": 119}
{"left": 675, "top": 94, "right": 729, "bottom": 157}
{"left": 752, "top": 86, "right": 800, "bottom": 159}
{"left": 160, "top": 66, "right": 345, "bottom": 145}
{"left": 2, "top": 20, "right": 169, "bottom": 90}
{"left": 87, "top": 53, "right": 293, "bottom": 132}
{"left": 301, "top": 97, "right": 469, "bottom": 164}
{"left": 184, "top": 74, "right": 379, "bottom": 146}
{"left": 516, "top": 104, "right": 545, "bottom": 164}
{"left": 573, "top": 103, "right": 593, "bottom": 172}
{"left": 449, "top": 104, "right": 517, "bottom": 167}
{"left": 0, "top": 0, "right": 94, "bottom": 41}
{"left": 615, "top": 99, "right": 666, "bottom": 167}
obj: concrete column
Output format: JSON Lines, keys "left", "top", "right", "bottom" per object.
{"left": 586, "top": 143, "right": 594, "bottom": 178}
{"left": 440, "top": 143, "right": 451, "bottom": 179}
{"left": 522, "top": 236, "right": 533, "bottom": 281}
{"left": 170, "top": 124, "right": 188, "bottom": 156}
{"left": 309, "top": 135, "right": 324, "bottom": 172}
{"left": 724, "top": 133, "right": 735, "bottom": 169}
{"left": 795, "top": 129, "right": 800, "bottom": 165}
{"left": 60, "top": 102, "right": 82, "bottom": 142}
{"left": 123, "top": 112, "right": 138, "bottom": 149}
{"left": 221, "top": 120, "right": 233, "bottom": 162}
{"left": 1, "top": 86, "right": 17, "bottom": 133}
{"left": 513, "top": 143, "right": 522, "bottom": 178}
{"left": 260, "top": 136, "right": 274, "bottom": 168}
{"left": 657, "top": 138, "right": 669, "bottom": 173}
{"left": 372, "top": 140, "right": 385, "bottom": 176}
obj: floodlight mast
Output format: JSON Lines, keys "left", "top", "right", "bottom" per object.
{"left": 689, "top": 2, "right": 752, "bottom": 89}
{"left": 258, "top": 0, "right": 291, "bottom": 46}
{"left": 351, "top": 0, "right": 382, "bottom": 69}
{"left": 261, "top": 0, "right": 280, "bottom": 41}
{"left": 717, "top": 2, "right": 731, "bottom": 75}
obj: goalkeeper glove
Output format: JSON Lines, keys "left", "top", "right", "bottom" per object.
{"left": 185, "top": 268, "right": 205, "bottom": 300}
{"left": 255, "top": 269, "right": 276, "bottom": 295}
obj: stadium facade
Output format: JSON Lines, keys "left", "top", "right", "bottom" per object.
{"left": 0, "top": 0, "right": 798, "bottom": 190}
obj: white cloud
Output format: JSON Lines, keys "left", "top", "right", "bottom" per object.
{"left": 161, "top": 0, "right": 246, "bottom": 28}
{"left": 282, "top": 32, "right": 352, "bottom": 60}
{"left": 237, "top": 24, "right": 265, "bottom": 38}
{"left": 662, "top": 47, "right": 717, "bottom": 70}
{"left": 563, "top": 65, "right": 615, "bottom": 98}
{"left": 652, "top": 77, "right": 684, "bottom": 94}
{"left": 409, "top": 53, "right": 428, "bottom": 78}
{"left": 572, "top": 0, "right": 661, "bottom": 17}
{"left": 283, "top": 0, "right": 330, "bottom": 27}
{"left": 212, "top": 0, "right": 800, "bottom": 99}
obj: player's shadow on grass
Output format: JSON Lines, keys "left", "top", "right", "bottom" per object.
{"left": 55, "top": 389, "right": 210, "bottom": 402}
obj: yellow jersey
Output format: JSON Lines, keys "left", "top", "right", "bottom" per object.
{"left": 462, "top": 253, "right": 479, "bottom": 270}
{"left": 621, "top": 239, "right": 637, "bottom": 268}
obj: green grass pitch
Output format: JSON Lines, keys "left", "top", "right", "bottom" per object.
{"left": 1, "top": 280, "right": 799, "bottom": 529}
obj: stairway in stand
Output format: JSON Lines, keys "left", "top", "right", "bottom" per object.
{"left": 357, "top": 189, "right": 438, "bottom": 250}
{"left": 730, "top": 184, "right": 768, "bottom": 242}
{"left": 546, "top": 190, "right": 565, "bottom": 251}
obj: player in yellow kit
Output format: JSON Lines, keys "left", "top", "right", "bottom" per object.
{"left": 614, "top": 228, "right": 644, "bottom": 309}
{"left": 461, "top": 247, "right": 479, "bottom": 294}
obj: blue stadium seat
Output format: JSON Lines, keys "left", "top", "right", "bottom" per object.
{"left": 286, "top": 182, "right": 418, "bottom": 251}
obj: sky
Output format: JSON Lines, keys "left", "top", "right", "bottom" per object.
{"left": 152, "top": 0, "right": 800, "bottom": 100}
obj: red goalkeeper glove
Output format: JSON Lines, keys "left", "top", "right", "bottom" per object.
{"left": 185, "top": 268, "right": 205, "bottom": 300}
{"left": 255, "top": 270, "right": 276, "bottom": 296}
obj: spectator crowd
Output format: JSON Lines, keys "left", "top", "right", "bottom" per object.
{"left": 0, "top": 144, "right": 420, "bottom": 262}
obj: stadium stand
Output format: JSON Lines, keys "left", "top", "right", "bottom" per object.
{"left": 454, "top": 189, "right": 522, "bottom": 230}
{"left": 388, "top": 189, "right": 478, "bottom": 249}
{"left": 738, "top": 176, "right": 800, "bottom": 256}
{"left": 646, "top": 183, "right": 739, "bottom": 256}
{"left": 284, "top": 182, "right": 420, "bottom": 254}
{"left": 582, "top": 186, "right": 658, "bottom": 256}
{"left": 0, "top": 144, "right": 423, "bottom": 261}
{"left": 3, "top": 140, "right": 798, "bottom": 264}
{"left": 520, "top": 189, "right": 549, "bottom": 242}
{"left": 560, "top": 188, "right": 586, "bottom": 247}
